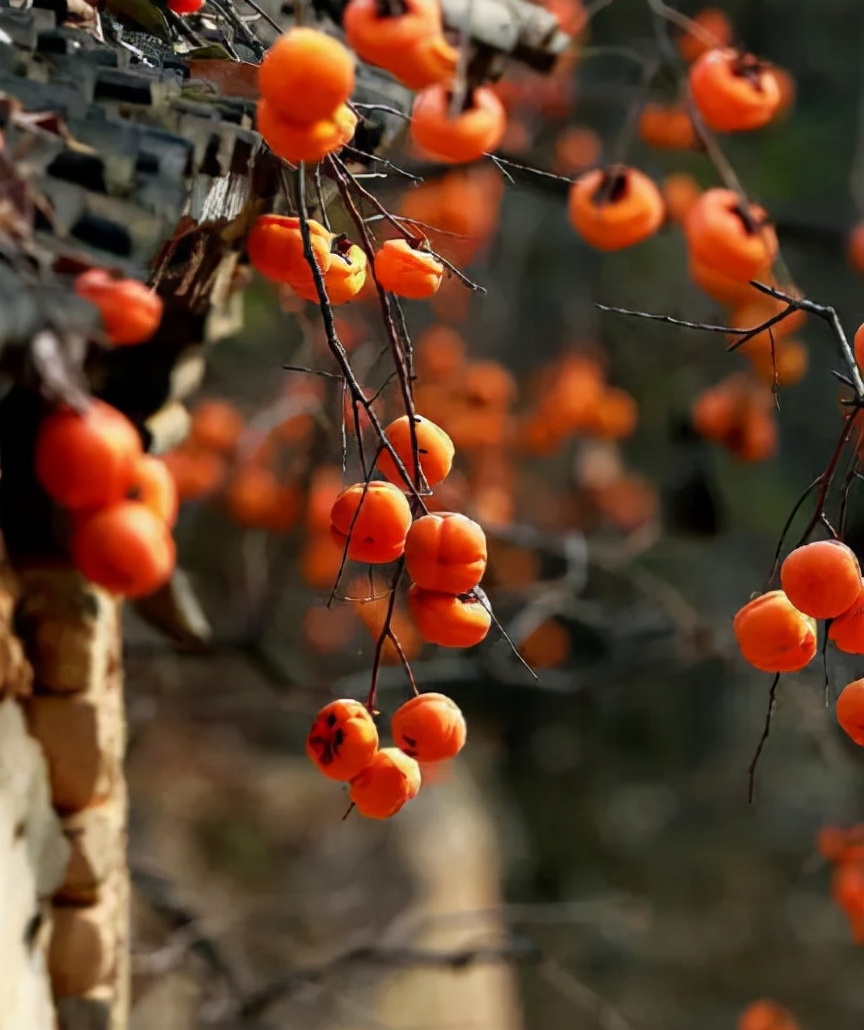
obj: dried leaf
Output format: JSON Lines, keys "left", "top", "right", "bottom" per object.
{"left": 105, "top": 0, "right": 171, "bottom": 42}
{"left": 187, "top": 59, "right": 260, "bottom": 100}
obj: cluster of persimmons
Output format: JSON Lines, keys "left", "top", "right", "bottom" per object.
{"left": 733, "top": 539, "right": 864, "bottom": 754}
{"left": 33, "top": 271, "right": 174, "bottom": 598}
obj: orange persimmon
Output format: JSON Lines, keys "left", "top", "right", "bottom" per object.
{"left": 407, "top": 586, "right": 492, "bottom": 647}
{"left": 404, "top": 512, "right": 487, "bottom": 594}
{"left": 780, "top": 539, "right": 862, "bottom": 620}
{"left": 690, "top": 48, "right": 780, "bottom": 132}
{"left": 410, "top": 85, "right": 507, "bottom": 164}
{"left": 36, "top": 401, "right": 142, "bottom": 511}
{"left": 568, "top": 166, "right": 665, "bottom": 251}
{"left": 836, "top": 678, "right": 864, "bottom": 746}
{"left": 70, "top": 501, "right": 176, "bottom": 599}
{"left": 375, "top": 414, "right": 455, "bottom": 489}
{"left": 373, "top": 238, "right": 444, "bottom": 299}
{"left": 391, "top": 692, "right": 467, "bottom": 762}
{"left": 732, "top": 590, "right": 817, "bottom": 673}
{"left": 349, "top": 747, "right": 421, "bottom": 818}
{"left": 258, "top": 28, "right": 355, "bottom": 124}
{"left": 306, "top": 699, "right": 379, "bottom": 781}
{"left": 330, "top": 480, "right": 413, "bottom": 563}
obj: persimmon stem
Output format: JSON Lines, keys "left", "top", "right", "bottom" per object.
{"left": 748, "top": 673, "right": 781, "bottom": 804}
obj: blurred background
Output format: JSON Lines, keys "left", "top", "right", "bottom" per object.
{"left": 125, "top": 2, "right": 864, "bottom": 1028}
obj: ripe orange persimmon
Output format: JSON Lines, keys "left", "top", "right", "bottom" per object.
{"left": 189, "top": 400, "right": 244, "bottom": 455}
{"left": 162, "top": 444, "right": 226, "bottom": 502}
{"left": 848, "top": 222, "right": 864, "bottom": 274}
{"left": 689, "top": 255, "right": 762, "bottom": 306}
{"left": 741, "top": 337, "right": 809, "bottom": 388}
{"left": 128, "top": 455, "right": 178, "bottom": 527}
{"left": 568, "top": 166, "right": 665, "bottom": 251}
{"left": 373, "top": 238, "right": 444, "bottom": 299}
{"left": 414, "top": 324, "right": 466, "bottom": 381}
{"left": 344, "top": 0, "right": 441, "bottom": 66}
{"left": 375, "top": 414, "right": 455, "bottom": 489}
{"left": 74, "top": 270, "right": 163, "bottom": 346}
{"left": 737, "top": 999, "right": 799, "bottom": 1030}
{"left": 257, "top": 98, "right": 357, "bottom": 164}
{"left": 553, "top": 125, "right": 602, "bottom": 176}
{"left": 36, "top": 401, "right": 142, "bottom": 511}
{"left": 732, "top": 590, "right": 817, "bottom": 673}
{"left": 407, "top": 586, "right": 491, "bottom": 648}
{"left": 247, "top": 214, "right": 331, "bottom": 285}
{"left": 225, "top": 466, "right": 300, "bottom": 532}
{"left": 678, "top": 8, "right": 733, "bottom": 63}
{"left": 70, "top": 501, "right": 175, "bottom": 598}
{"left": 330, "top": 481, "right": 413, "bottom": 563}
{"left": 410, "top": 85, "right": 507, "bottom": 164}
{"left": 323, "top": 238, "right": 368, "bottom": 304}
{"left": 387, "top": 34, "right": 460, "bottom": 90}
{"left": 690, "top": 48, "right": 780, "bottom": 132}
{"left": 685, "top": 188, "right": 777, "bottom": 281}
{"left": 305, "top": 699, "right": 379, "bottom": 781}
{"left": 780, "top": 539, "right": 862, "bottom": 620}
{"left": 391, "top": 692, "right": 467, "bottom": 762}
{"left": 300, "top": 533, "right": 344, "bottom": 589}
{"left": 836, "top": 678, "right": 864, "bottom": 745}
{"left": 349, "top": 747, "right": 421, "bottom": 819}
{"left": 638, "top": 103, "right": 696, "bottom": 150}
{"left": 404, "top": 512, "right": 487, "bottom": 594}
{"left": 832, "top": 854, "right": 864, "bottom": 912}
{"left": 258, "top": 28, "right": 355, "bottom": 125}
{"left": 662, "top": 173, "right": 701, "bottom": 224}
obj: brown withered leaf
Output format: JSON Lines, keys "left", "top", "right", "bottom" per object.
{"left": 187, "top": 60, "right": 260, "bottom": 101}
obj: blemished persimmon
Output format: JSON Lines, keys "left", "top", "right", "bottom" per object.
{"left": 836, "top": 678, "right": 864, "bottom": 746}
{"left": 732, "top": 590, "right": 817, "bottom": 673}
{"left": 410, "top": 85, "right": 507, "bottom": 164}
{"left": 779, "top": 539, "right": 862, "bottom": 620}
{"left": 373, "top": 239, "right": 444, "bottom": 299}
{"left": 375, "top": 414, "right": 455, "bottom": 489}
{"left": 256, "top": 98, "right": 357, "bottom": 164}
{"left": 128, "top": 455, "right": 178, "bottom": 527}
{"left": 70, "top": 501, "right": 176, "bottom": 599}
{"left": 407, "top": 586, "right": 492, "bottom": 648}
{"left": 247, "top": 214, "right": 331, "bottom": 286}
{"left": 189, "top": 400, "right": 244, "bottom": 455}
{"left": 404, "top": 512, "right": 487, "bottom": 594}
{"left": 678, "top": 7, "right": 733, "bottom": 63}
{"left": 690, "top": 48, "right": 781, "bottom": 132}
{"left": 74, "top": 270, "right": 163, "bottom": 346}
{"left": 737, "top": 999, "right": 799, "bottom": 1030}
{"left": 349, "top": 747, "right": 422, "bottom": 819}
{"left": 36, "top": 401, "right": 142, "bottom": 511}
{"left": 305, "top": 699, "right": 379, "bottom": 781}
{"left": 685, "top": 188, "right": 777, "bottom": 281}
{"left": 330, "top": 481, "right": 413, "bottom": 563}
{"left": 258, "top": 28, "right": 355, "bottom": 125}
{"left": 568, "top": 166, "right": 665, "bottom": 251}
{"left": 391, "top": 692, "right": 467, "bottom": 762}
